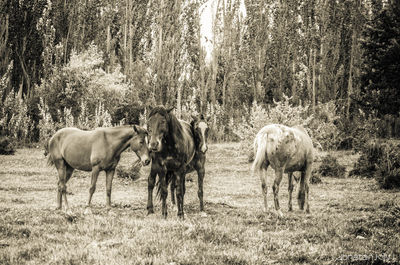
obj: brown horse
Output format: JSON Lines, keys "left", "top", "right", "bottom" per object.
{"left": 252, "top": 124, "right": 314, "bottom": 217}
{"left": 47, "top": 125, "right": 150, "bottom": 211}
{"left": 146, "top": 106, "right": 196, "bottom": 219}
{"left": 170, "top": 114, "right": 209, "bottom": 211}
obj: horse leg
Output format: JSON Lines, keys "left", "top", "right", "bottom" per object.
{"left": 55, "top": 160, "right": 67, "bottom": 211}
{"left": 87, "top": 165, "right": 100, "bottom": 207}
{"left": 62, "top": 165, "right": 74, "bottom": 212}
{"left": 272, "top": 168, "right": 284, "bottom": 217}
{"left": 288, "top": 172, "right": 294, "bottom": 212}
{"left": 170, "top": 173, "right": 176, "bottom": 205}
{"left": 175, "top": 171, "right": 185, "bottom": 219}
{"left": 258, "top": 168, "right": 268, "bottom": 212}
{"left": 105, "top": 169, "right": 115, "bottom": 208}
{"left": 298, "top": 163, "right": 312, "bottom": 213}
{"left": 159, "top": 171, "right": 168, "bottom": 219}
{"left": 147, "top": 168, "right": 157, "bottom": 215}
{"left": 197, "top": 167, "right": 205, "bottom": 211}
{"left": 305, "top": 164, "right": 312, "bottom": 213}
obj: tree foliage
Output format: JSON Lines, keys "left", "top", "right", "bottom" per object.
{"left": 0, "top": 0, "right": 398, "bottom": 147}
{"left": 359, "top": 0, "right": 400, "bottom": 116}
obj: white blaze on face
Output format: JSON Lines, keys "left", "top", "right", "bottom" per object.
{"left": 198, "top": 121, "right": 208, "bottom": 153}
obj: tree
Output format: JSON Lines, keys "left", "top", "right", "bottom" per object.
{"left": 360, "top": 0, "right": 400, "bottom": 116}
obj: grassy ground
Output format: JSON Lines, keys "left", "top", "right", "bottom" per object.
{"left": 0, "top": 143, "right": 399, "bottom": 264}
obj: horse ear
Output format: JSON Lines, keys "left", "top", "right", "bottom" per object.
{"left": 167, "top": 106, "right": 174, "bottom": 113}
{"left": 191, "top": 114, "right": 197, "bottom": 122}
{"left": 206, "top": 115, "right": 212, "bottom": 123}
{"left": 133, "top": 125, "right": 138, "bottom": 133}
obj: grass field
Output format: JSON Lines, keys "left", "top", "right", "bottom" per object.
{"left": 1, "top": 143, "right": 399, "bottom": 264}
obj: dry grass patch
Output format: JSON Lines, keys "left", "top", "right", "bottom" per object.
{"left": 0, "top": 144, "right": 399, "bottom": 264}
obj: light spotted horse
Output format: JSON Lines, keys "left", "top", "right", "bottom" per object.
{"left": 47, "top": 125, "right": 150, "bottom": 211}
{"left": 252, "top": 124, "right": 314, "bottom": 216}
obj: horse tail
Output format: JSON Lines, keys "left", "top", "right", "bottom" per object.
{"left": 47, "top": 154, "right": 54, "bottom": 167}
{"left": 43, "top": 138, "right": 49, "bottom": 157}
{"left": 44, "top": 138, "right": 55, "bottom": 167}
{"left": 252, "top": 132, "right": 268, "bottom": 173}
{"left": 156, "top": 171, "right": 174, "bottom": 200}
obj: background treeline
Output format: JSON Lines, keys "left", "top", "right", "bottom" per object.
{"left": 0, "top": 0, "right": 399, "bottom": 149}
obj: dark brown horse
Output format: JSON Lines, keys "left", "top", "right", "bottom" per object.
{"left": 47, "top": 125, "right": 150, "bottom": 211}
{"left": 146, "top": 106, "right": 196, "bottom": 219}
{"left": 170, "top": 114, "right": 209, "bottom": 211}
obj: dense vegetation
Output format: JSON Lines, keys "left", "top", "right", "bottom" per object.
{"left": 1, "top": 0, "right": 399, "bottom": 187}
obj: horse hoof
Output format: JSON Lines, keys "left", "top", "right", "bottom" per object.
{"left": 276, "top": 210, "right": 283, "bottom": 218}
{"left": 200, "top": 212, "right": 207, "bottom": 217}
{"left": 84, "top": 208, "right": 92, "bottom": 215}
{"left": 147, "top": 209, "right": 154, "bottom": 215}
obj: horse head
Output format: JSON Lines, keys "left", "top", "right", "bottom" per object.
{"left": 191, "top": 114, "right": 210, "bottom": 154}
{"left": 147, "top": 106, "right": 174, "bottom": 153}
{"left": 131, "top": 125, "right": 151, "bottom": 166}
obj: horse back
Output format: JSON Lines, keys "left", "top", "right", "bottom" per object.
{"left": 256, "top": 124, "right": 313, "bottom": 172}
{"left": 49, "top": 128, "right": 107, "bottom": 171}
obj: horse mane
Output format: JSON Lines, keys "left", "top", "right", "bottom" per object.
{"left": 148, "top": 106, "right": 185, "bottom": 151}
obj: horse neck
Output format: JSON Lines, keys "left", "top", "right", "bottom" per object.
{"left": 168, "top": 115, "right": 185, "bottom": 146}
{"left": 107, "top": 127, "right": 135, "bottom": 155}
{"left": 168, "top": 116, "right": 195, "bottom": 161}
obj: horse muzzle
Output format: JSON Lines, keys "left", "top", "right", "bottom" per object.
{"left": 149, "top": 139, "right": 162, "bottom": 153}
{"left": 200, "top": 144, "right": 208, "bottom": 153}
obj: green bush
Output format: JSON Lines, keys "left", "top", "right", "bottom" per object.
{"left": 374, "top": 142, "right": 400, "bottom": 189}
{"left": 350, "top": 140, "right": 400, "bottom": 189}
{"left": 37, "top": 44, "right": 137, "bottom": 130}
{"left": 310, "top": 170, "right": 323, "bottom": 184}
{"left": 350, "top": 139, "right": 386, "bottom": 178}
{"left": 234, "top": 96, "right": 343, "bottom": 161}
{"left": 317, "top": 154, "right": 346, "bottom": 178}
{"left": 0, "top": 136, "right": 16, "bottom": 155}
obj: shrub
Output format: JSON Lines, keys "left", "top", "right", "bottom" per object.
{"left": 234, "top": 95, "right": 314, "bottom": 159}
{"left": 116, "top": 160, "right": 142, "bottom": 181}
{"left": 317, "top": 154, "right": 346, "bottom": 178}
{"left": 350, "top": 140, "right": 400, "bottom": 189}
{"left": 0, "top": 136, "right": 16, "bottom": 155}
{"left": 0, "top": 62, "right": 34, "bottom": 144}
{"left": 37, "top": 44, "right": 136, "bottom": 129}
{"left": 339, "top": 114, "right": 381, "bottom": 152}
{"left": 374, "top": 142, "right": 400, "bottom": 189}
{"left": 350, "top": 139, "right": 386, "bottom": 178}
{"left": 310, "top": 170, "right": 323, "bottom": 184}
{"left": 308, "top": 101, "right": 342, "bottom": 150}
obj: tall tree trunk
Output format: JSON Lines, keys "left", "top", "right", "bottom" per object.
{"left": 307, "top": 47, "right": 312, "bottom": 107}
{"left": 124, "top": 0, "right": 129, "bottom": 75}
{"left": 209, "top": 0, "right": 222, "bottom": 107}
{"left": 291, "top": 55, "right": 296, "bottom": 103}
{"left": 346, "top": 26, "right": 356, "bottom": 118}
{"left": 312, "top": 48, "right": 316, "bottom": 111}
